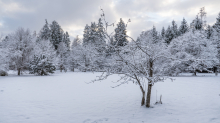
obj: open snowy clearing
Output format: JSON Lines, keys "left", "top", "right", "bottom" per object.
{"left": 0, "top": 72, "right": 220, "bottom": 123}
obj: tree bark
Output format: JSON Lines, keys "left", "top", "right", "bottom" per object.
{"left": 146, "top": 59, "right": 153, "bottom": 108}
{"left": 146, "top": 84, "right": 152, "bottom": 107}
{"left": 134, "top": 74, "right": 145, "bottom": 106}
{"left": 18, "top": 68, "right": 21, "bottom": 76}
{"left": 193, "top": 71, "right": 197, "bottom": 76}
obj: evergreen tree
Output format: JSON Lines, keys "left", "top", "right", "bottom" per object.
{"left": 165, "top": 26, "right": 174, "bottom": 44}
{"left": 50, "top": 21, "right": 64, "bottom": 50}
{"left": 57, "top": 42, "right": 69, "bottom": 72}
{"left": 151, "top": 26, "right": 158, "bottom": 43}
{"left": 71, "top": 35, "right": 81, "bottom": 49}
{"left": 205, "top": 25, "right": 214, "bottom": 39}
{"left": 82, "top": 24, "right": 90, "bottom": 46}
{"left": 192, "top": 15, "right": 203, "bottom": 30}
{"left": 38, "top": 19, "right": 51, "bottom": 41}
{"left": 213, "top": 12, "right": 220, "bottom": 33}
{"left": 161, "top": 27, "right": 165, "bottom": 39}
{"left": 29, "top": 55, "right": 56, "bottom": 76}
{"left": 179, "top": 18, "right": 189, "bottom": 35}
{"left": 114, "top": 18, "right": 128, "bottom": 46}
{"left": 63, "top": 32, "right": 71, "bottom": 49}
{"left": 171, "top": 20, "right": 179, "bottom": 38}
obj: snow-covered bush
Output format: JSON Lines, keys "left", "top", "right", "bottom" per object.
{"left": 0, "top": 70, "right": 8, "bottom": 76}
{"left": 29, "top": 55, "right": 56, "bottom": 76}
{"left": 169, "top": 30, "right": 219, "bottom": 76}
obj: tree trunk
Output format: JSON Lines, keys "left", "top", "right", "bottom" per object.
{"left": 146, "top": 83, "right": 152, "bottom": 107}
{"left": 141, "top": 92, "right": 145, "bottom": 106}
{"left": 18, "top": 68, "right": 21, "bottom": 76}
{"left": 146, "top": 59, "right": 153, "bottom": 108}
{"left": 134, "top": 75, "right": 145, "bottom": 106}
{"left": 193, "top": 71, "right": 197, "bottom": 76}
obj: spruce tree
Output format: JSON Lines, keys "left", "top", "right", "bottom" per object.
{"left": 165, "top": 26, "right": 174, "bottom": 44}
{"left": 205, "top": 25, "right": 214, "bottom": 39}
{"left": 213, "top": 13, "right": 220, "bottom": 33}
{"left": 171, "top": 20, "right": 179, "bottom": 38}
{"left": 29, "top": 55, "right": 56, "bottom": 76}
{"left": 161, "top": 27, "right": 165, "bottom": 39}
{"left": 83, "top": 24, "right": 90, "bottom": 46}
{"left": 192, "top": 15, "right": 203, "bottom": 30}
{"left": 38, "top": 19, "right": 51, "bottom": 41}
{"left": 61, "top": 32, "right": 71, "bottom": 50}
{"left": 114, "top": 18, "right": 128, "bottom": 46}
{"left": 179, "top": 18, "right": 189, "bottom": 35}
{"left": 151, "top": 26, "right": 158, "bottom": 43}
{"left": 50, "top": 21, "right": 64, "bottom": 50}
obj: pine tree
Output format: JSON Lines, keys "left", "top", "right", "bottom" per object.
{"left": 96, "top": 18, "right": 106, "bottom": 46}
{"left": 192, "top": 15, "right": 203, "bottom": 30}
{"left": 57, "top": 42, "right": 69, "bottom": 72}
{"left": 114, "top": 18, "right": 128, "bottom": 46}
{"left": 171, "top": 20, "right": 179, "bottom": 38}
{"left": 38, "top": 19, "right": 51, "bottom": 41}
{"left": 71, "top": 35, "right": 81, "bottom": 49}
{"left": 29, "top": 55, "right": 56, "bottom": 76}
{"left": 205, "top": 25, "right": 214, "bottom": 39}
{"left": 213, "top": 12, "right": 220, "bottom": 33}
{"left": 63, "top": 32, "right": 71, "bottom": 49}
{"left": 50, "top": 21, "right": 64, "bottom": 50}
{"left": 151, "top": 26, "right": 158, "bottom": 43}
{"left": 161, "top": 27, "right": 165, "bottom": 39}
{"left": 165, "top": 26, "right": 174, "bottom": 44}
{"left": 179, "top": 18, "right": 189, "bottom": 35}
{"left": 83, "top": 24, "right": 90, "bottom": 46}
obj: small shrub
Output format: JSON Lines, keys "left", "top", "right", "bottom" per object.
{"left": 0, "top": 70, "right": 8, "bottom": 76}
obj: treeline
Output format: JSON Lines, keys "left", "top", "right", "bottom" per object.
{"left": 0, "top": 7, "right": 219, "bottom": 76}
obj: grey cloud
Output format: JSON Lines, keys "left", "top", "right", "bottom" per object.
{"left": 0, "top": 0, "right": 220, "bottom": 40}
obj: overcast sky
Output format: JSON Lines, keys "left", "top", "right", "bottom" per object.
{"left": 0, "top": 0, "right": 220, "bottom": 40}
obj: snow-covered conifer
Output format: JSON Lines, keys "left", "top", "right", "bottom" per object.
{"left": 205, "top": 25, "right": 214, "bottom": 39}
{"left": 38, "top": 19, "right": 51, "bottom": 41}
{"left": 179, "top": 18, "right": 189, "bottom": 35}
{"left": 161, "top": 27, "right": 165, "bottom": 39}
{"left": 50, "top": 21, "right": 64, "bottom": 50}
{"left": 114, "top": 18, "right": 128, "bottom": 46}
{"left": 171, "top": 20, "right": 179, "bottom": 38}
{"left": 165, "top": 26, "right": 174, "bottom": 44}
{"left": 29, "top": 55, "right": 56, "bottom": 75}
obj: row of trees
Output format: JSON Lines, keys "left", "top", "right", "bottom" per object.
{"left": 0, "top": 7, "right": 220, "bottom": 107}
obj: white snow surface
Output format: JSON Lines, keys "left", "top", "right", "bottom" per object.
{"left": 0, "top": 72, "right": 220, "bottom": 123}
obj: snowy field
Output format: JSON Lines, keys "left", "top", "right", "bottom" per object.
{"left": 0, "top": 72, "right": 220, "bottom": 123}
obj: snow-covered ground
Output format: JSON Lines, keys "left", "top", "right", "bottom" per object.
{"left": 0, "top": 72, "right": 220, "bottom": 123}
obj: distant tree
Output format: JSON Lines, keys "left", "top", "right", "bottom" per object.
{"left": 205, "top": 25, "right": 214, "bottom": 39}
{"left": 151, "top": 26, "right": 159, "bottom": 43}
{"left": 171, "top": 20, "right": 179, "bottom": 38}
{"left": 6, "top": 28, "right": 35, "bottom": 75}
{"left": 179, "top": 18, "right": 189, "bottom": 35}
{"left": 62, "top": 32, "right": 71, "bottom": 49}
{"left": 213, "top": 13, "right": 220, "bottom": 33}
{"left": 161, "top": 27, "right": 165, "bottom": 39}
{"left": 57, "top": 42, "right": 69, "bottom": 72}
{"left": 170, "top": 30, "right": 218, "bottom": 76}
{"left": 114, "top": 18, "right": 128, "bottom": 46}
{"left": 82, "top": 24, "right": 90, "bottom": 46}
{"left": 191, "top": 15, "right": 203, "bottom": 31}
{"left": 165, "top": 26, "right": 174, "bottom": 44}
{"left": 50, "top": 21, "right": 64, "bottom": 50}
{"left": 38, "top": 19, "right": 51, "bottom": 41}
